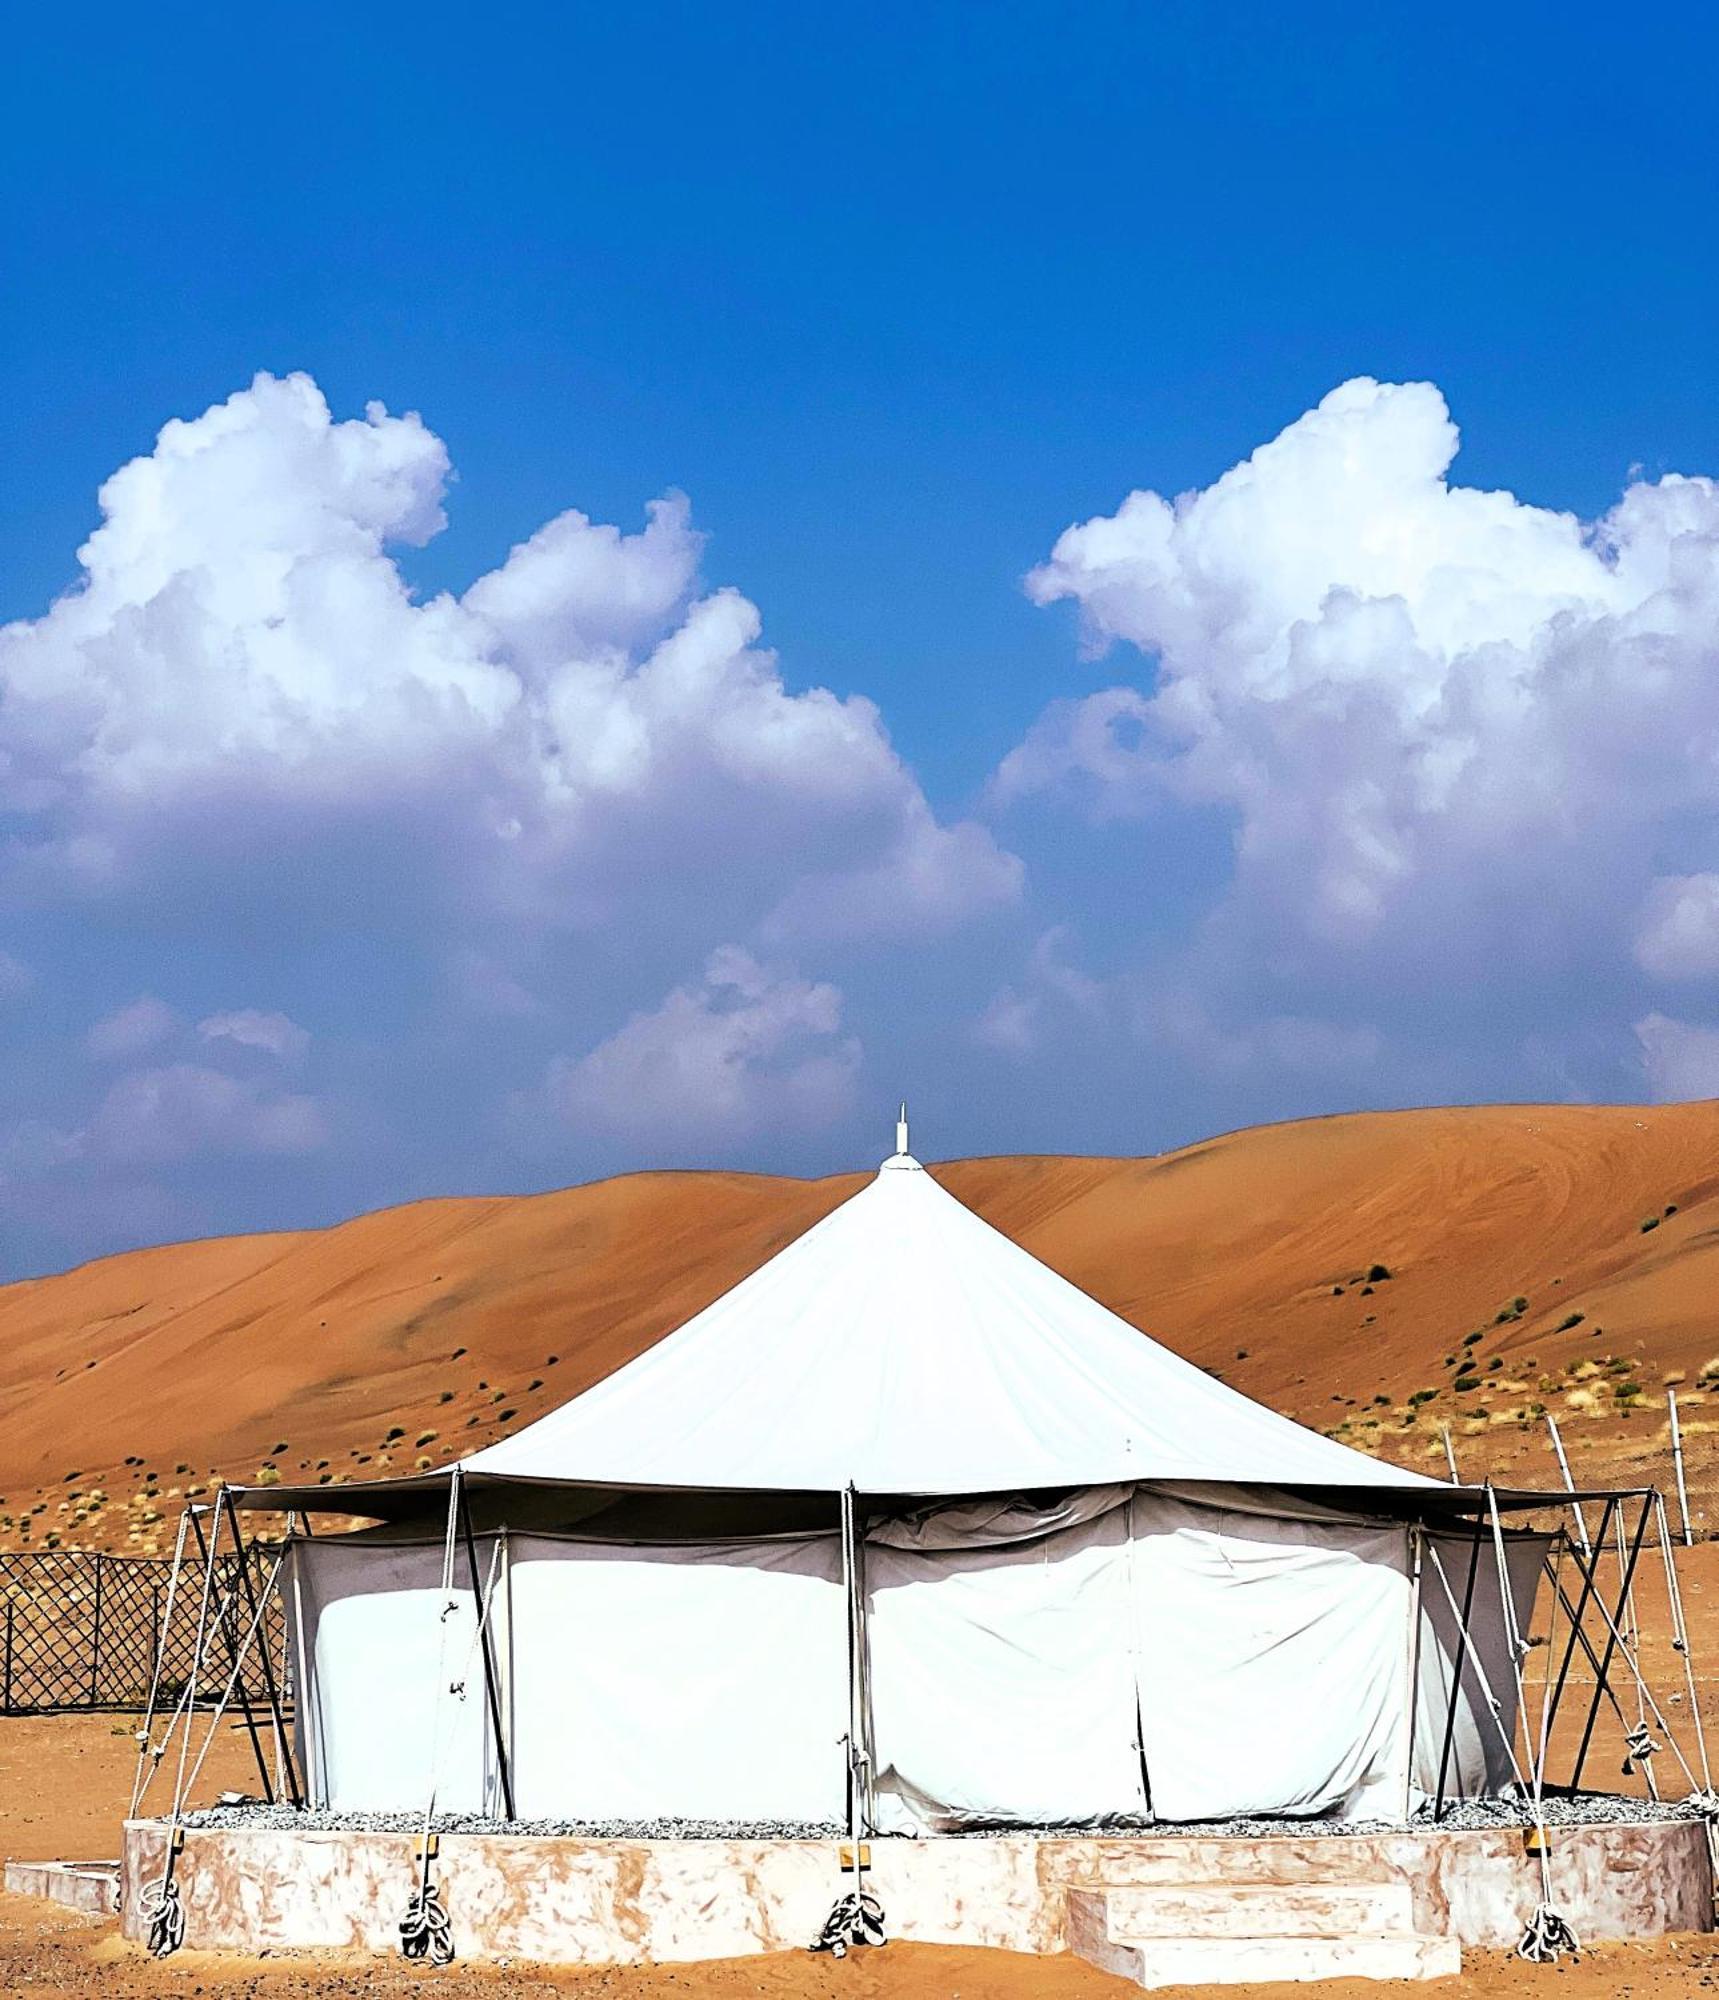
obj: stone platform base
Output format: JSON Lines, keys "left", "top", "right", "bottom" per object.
{"left": 4, "top": 1859, "right": 120, "bottom": 1916}
{"left": 119, "top": 1818, "right": 1712, "bottom": 1969}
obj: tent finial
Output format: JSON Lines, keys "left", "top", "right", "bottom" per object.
{"left": 896, "top": 1102, "right": 909, "bottom": 1157}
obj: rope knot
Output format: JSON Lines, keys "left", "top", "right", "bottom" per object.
{"left": 399, "top": 1880, "right": 454, "bottom": 1965}
{"left": 140, "top": 1875, "right": 186, "bottom": 1959}
{"left": 811, "top": 1888, "right": 885, "bottom": 1957}
{"left": 1623, "top": 1722, "right": 1659, "bottom": 1774}
{"left": 1518, "top": 1902, "right": 1579, "bottom": 1964}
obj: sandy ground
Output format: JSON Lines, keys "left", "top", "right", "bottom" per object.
{"left": 5, "top": 1101, "right": 1719, "bottom": 1555}
{"left": 5, "top": 1717, "right": 1719, "bottom": 1995}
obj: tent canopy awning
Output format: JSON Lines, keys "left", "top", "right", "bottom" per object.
{"left": 227, "top": 1466, "right": 1637, "bottom": 1531}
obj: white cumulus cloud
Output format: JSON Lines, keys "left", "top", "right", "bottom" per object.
{"left": 85, "top": 996, "right": 178, "bottom": 1062}
{"left": 1634, "top": 875, "right": 1719, "bottom": 981}
{"left": 1005, "top": 376, "right": 1719, "bottom": 1093}
{"left": 1635, "top": 1013, "right": 1719, "bottom": 1103}
{"left": 197, "top": 1008, "right": 310, "bottom": 1060}
{"left": 0, "top": 372, "right": 1015, "bottom": 951}
{"left": 87, "top": 1063, "right": 328, "bottom": 1165}
{"left": 540, "top": 946, "right": 860, "bottom": 1144}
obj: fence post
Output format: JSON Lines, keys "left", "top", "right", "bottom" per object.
{"left": 3, "top": 1597, "right": 11, "bottom": 1714}
{"left": 150, "top": 1580, "right": 162, "bottom": 1699}
{"left": 89, "top": 1554, "right": 104, "bottom": 1705}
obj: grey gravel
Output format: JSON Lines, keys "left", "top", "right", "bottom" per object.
{"left": 175, "top": 1792, "right": 1709, "bottom": 1839}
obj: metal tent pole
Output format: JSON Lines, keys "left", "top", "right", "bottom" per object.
{"left": 1669, "top": 1390, "right": 1694, "bottom": 1548}
{"left": 1544, "top": 1413, "right": 1592, "bottom": 1557}
{"left": 840, "top": 1484, "right": 873, "bottom": 1842}
{"left": 187, "top": 1500, "right": 274, "bottom": 1803}
{"left": 456, "top": 1477, "right": 515, "bottom": 1823}
{"left": 219, "top": 1485, "right": 303, "bottom": 1809}
{"left": 1567, "top": 1494, "right": 1655, "bottom": 1794}
{"left": 1432, "top": 1516, "right": 1486, "bottom": 1821}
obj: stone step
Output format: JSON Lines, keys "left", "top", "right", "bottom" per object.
{"left": 2, "top": 1860, "right": 121, "bottom": 1917}
{"left": 1100, "top": 1881, "right": 1416, "bottom": 1939}
{"left": 1066, "top": 1890, "right": 1460, "bottom": 1987}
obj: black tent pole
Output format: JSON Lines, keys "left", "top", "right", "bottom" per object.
{"left": 1432, "top": 1516, "right": 1485, "bottom": 1821}
{"left": 1542, "top": 1496, "right": 1618, "bottom": 1755}
{"left": 1567, "top": 1493, "right": 1655, "bottom": 1795}
{"left": 220, "top": 1485, "right": 303, "bottom": 1808}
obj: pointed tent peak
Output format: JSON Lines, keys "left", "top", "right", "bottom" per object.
{"left": 882, "top": 1100, "right": 921, "bottom": 1171}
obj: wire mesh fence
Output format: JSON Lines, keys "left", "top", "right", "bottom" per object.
{"left": 0, "top": 1548, "right": 285, "bottom": 1714}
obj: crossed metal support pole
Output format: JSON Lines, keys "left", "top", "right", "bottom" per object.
{"left": 185, "top": 1499, "right": 293, "bottom": 1806}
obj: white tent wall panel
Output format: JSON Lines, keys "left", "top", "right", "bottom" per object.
{"left": 1127, "top": 1495, "right": 1415, "bottom": 1822}
{"left": 505, "top": 1536, "right": 847, "bottom": 1823}
{"left": 289, "top": 1537, "right": 499, "bottom": 1815}
{"left": 868, "top": 1505, "right": 1148, "bottom": 1831}
{"left": 287, "top": 1494, "right": 1545, "bottom": 1828}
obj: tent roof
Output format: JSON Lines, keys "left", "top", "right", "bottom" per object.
{"left": 449, "top": 1131, "right": 1444, "bottom": 1497}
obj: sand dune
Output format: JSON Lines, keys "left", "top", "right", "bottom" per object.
{"left": 5, "top": 1100, "right": 1719, "bottom": 1553}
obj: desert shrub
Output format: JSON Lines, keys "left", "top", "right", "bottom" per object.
{"left": 1488, "top": 1357, "right": 1503, "bottom": 1371}
{"left": 1641, "top": 1215, "right": 1660, "bottom": 1232}
{"left": 498, "top": 1408, "right": 517, "bottom": 1422}
{"left": 439, "top": 1390, "right": 454, "bottom": 1404}
{"left": 1454, "top": 1378, "right": 1482, "bottom": 1393}
{"left": 385, "top": 1425, "right": 405, "bottom": 1441}
{"left": 1666, "top": 1203, "right": 1679, "bottom": 1217}
{"left": 256, "top": 1465, "right": 281, "bottom": 1486}
{"left": 1367, "top": 1263, "right": 1391, "bottom": 1282}
{"left": 1698, "top": 1355, "right": 1719, "bottom": 1384}
{"left": 1555, "top": 1312, "right": 1585, "bottom": 1332}
{"left": 1332, "top": 1285, "right": 1345, "bottom": 1297}
{"left": 415, "top": 1431, "right": 436, "bottom": 1447}
{"left": 1462, "top": 1331, "right": 1483, "bottom": 1348}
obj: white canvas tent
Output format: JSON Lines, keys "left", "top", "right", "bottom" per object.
{"left": 264, "top": 1123, "right": 1563, "bottom": 1832}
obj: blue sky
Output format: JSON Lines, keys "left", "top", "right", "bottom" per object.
{"left": 3, "top": 2, "right": 1718, "bottom": 1274}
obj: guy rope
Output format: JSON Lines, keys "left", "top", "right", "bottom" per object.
{"left": 399, "top": 1466, "right": 505, "bottom": 1966}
